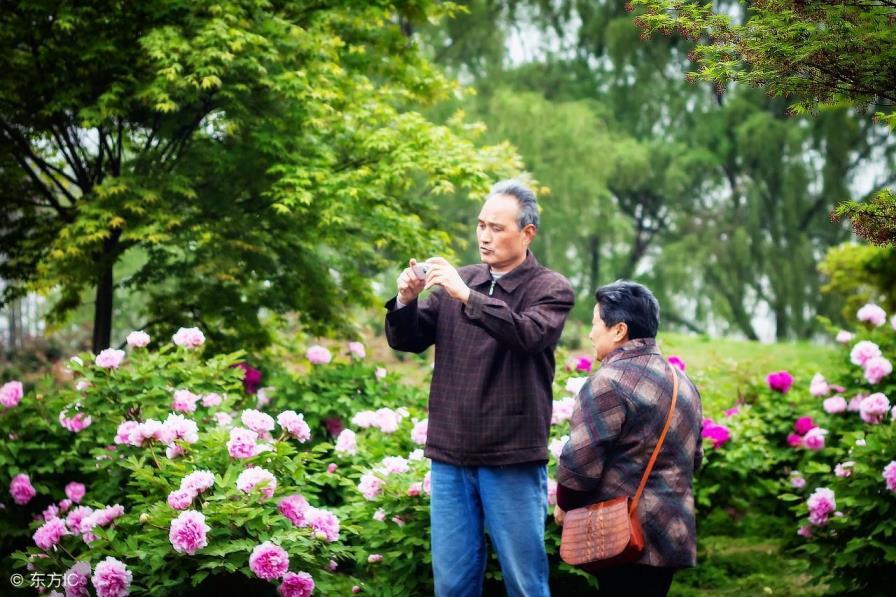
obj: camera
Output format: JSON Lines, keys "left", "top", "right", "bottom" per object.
{"left": 412, "top": 263, "right": 431, "bottom": 279}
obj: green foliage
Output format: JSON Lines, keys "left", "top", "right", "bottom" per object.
{"left": 819, "top": 242, "right": 896, "bottom": 320}
{"left": 0, "top": 0, "right": 520, "bottom": 352}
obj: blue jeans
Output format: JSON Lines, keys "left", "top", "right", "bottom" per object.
{"left": 430, "top": 460, "right": 550, "bottom": 597}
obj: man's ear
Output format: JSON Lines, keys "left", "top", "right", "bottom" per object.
{"left": 522, "top": 224, "right": 537, "bottom": 245}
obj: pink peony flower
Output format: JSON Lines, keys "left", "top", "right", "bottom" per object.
{"left": 892, "top": 314, "right": 896, "bottom": 330}
{"left": 411, "top": 419, "right": 428, "bottom": 445}
{"left": 172, "top": 390, "right": 200, "bottom": 413}
{"left": 95, "top": 348, "right": 125, "bottom": 369}
{"left": 407, "top": 482, "right": 422, "bottom": 497}
{"left": 126, "top": 331, "right": 150, "bottom": 348}
{"left": 375, "top": 367, "right": 387, "bottom": 380}
{"left": 391, "top": 516, "right": 405, "bottom": 527}
{"left": 835, "top": 330, "right": 854, "bottom": 344}
{"left": 859, "top": 392, "right": 890, "bottom": 424}
{"left": 835, "top": 462, "right": 855, "bottom": 478}
{"left": 348, "top": 341, "right": 366, "bottom": 359}
{"left": 65, "top": 561, "right": 91, "bottom": 597}
{"left": 0, "top": 380, "right": 24, "bottom": 409}
{"left": 167, "top": 489, "right": 194, "bottom": 510}
{"left": 823, "top": 396, "right": 847, "bottom": 414}
{"left": 565, "top": 376, "right": 588, "bottom": 395}
{"left": 306, "top": 345, "right": 332, "bottom": 365}
{"left": 181, "top": 471, "right": 215, "bottom": 495}
{"left": 91, "top": 557, "right": 132, "bottom": 597}
{"left": 701, "top": 419, "right": 731, "bottom": 449}
{"left": 857, "top": 303, "right": 886, "bottom": 326}
{"left": 850, "top": 341, "right": 882, "bottom": 367}
{"left": 803, "top": 427, "right": 827, "bottom": 451}
{"left": 42, "top": 504, "right": 59, "bottom": 521}
{"left": 848, "top": 394, "right": 866, "bottom": 412}
{"left": 59, "top": 410, "right": 93, "bottom": 433}
{"left": 794, "top": 416, "right": 817, "bottom": 436}
{"left": 334, "top": 429, "right": 357, "bottom": 455}
{"left": 807, "top": 488, "right": 836, "bottom": 526}
{"left": 10, "top": 473, "right": 36, "bottom": 505}
{"left": 379, "top": 456, "right": 409, "bottom": 475}
{"left": 766, "top": 371, "right": 794, "bottom": 393}
{"left": 863, "top": 356, "right": 892, "bottom": 385}
{"left": 114, "top": 421, "right": 140, "bottom": 445}
{"left": 575, "top": 356, "right": 593, "bottom": 372}
{"left": 724, "top": 406, "right": 740, "bottom": 417}
{"left": 367, "top": 554, "right": 383, "bottom": 564}
{"left": 423, "top": 471, "right": 431, "bottom": 495}
{"left": 374, "top": 408, "right": 401, "bottom": 433}
{"left": 808, "top": 373, "right": 830, "bottom": 397}
{"left": 162, "top": 413, "right": 199, "bottom": 444}
{"left": 790, "top": 474, "right": 806, "bottom": 489}
{"left": 214, "top": 412, "right": 233, "bottom": 427}
{"left": 668, "top": 356, "right": 686, "bottom": 371}
{"left": 66, "top": 506, "right": 94, "bottom": 535}
{"left": 306, "top": 507, "right": 340, "bottom": 542}
{"left": 884, "top": 461, "right": 896, "bottom": 492}
{"left": 34, "top": 516, "right": 68, "bottom": 550}
{"left": 327, "top": 463, "right": 338, "bottom": 474}
{"left": 373, "top": 508, "right": 386, "bottom": 521}
{"left": 797, "top": 525, "right": 812, "bottom": 538}
{"left": 169, "top": 510, "right": 210, "bottom": 555}
{"left": 551, "top": 397, "right": 575, "bottom": 425}
{"left": 786, "top": 433, "right": 803, "bottom": 448}
{"left": 201, "top": 393, "right": 222, "bottom": 408}
{"left": 278, "top": 571, "right": 315, "bottom": 597}
{"left": 65, "top": 482, "right": 86, "bottom": 504}
{"left": 242, "top": 409, "right": 275, "bottom": 434}
{"left": 236, "top": 467, "right": 277, "bottom": 500}
{"left": 172, "top": 327, "right": 205, "bottom": 349}
{"left": 547, "top": 478, "right": 558, "bottom": 506}
{"left": 249, "top": 541, "right": 290, "bottom": 580}
{"left": 277, "top": 411, "right": 311, "bottom": 442}
{"left": 227, "top": 427, "right": 259, "bottom": 459}
{"left": 358, "top": 474, "right": 383, "bottom": 500}
{"left": 58, "top": 499, "right": 72, "bottom": 514}
{"left": 278, "top": 494, "right": 310, "bottom": 527}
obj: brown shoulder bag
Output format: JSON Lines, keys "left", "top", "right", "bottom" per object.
{"left": 559, "top": 366, "right": 680, "bottom": 572}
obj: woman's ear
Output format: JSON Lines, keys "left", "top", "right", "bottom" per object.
{"left": 615, "top": 322, "right": 629, "bottom": 343}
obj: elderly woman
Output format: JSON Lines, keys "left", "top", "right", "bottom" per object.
{"left": 555, "top": 281, "right": 703, "bottom": 596}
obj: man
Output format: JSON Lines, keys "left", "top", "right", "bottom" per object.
{"left": 554, "top": 281, "right": 703, "bottom": 596}
{"left": 385, "top": 180, "right": 575, "bottom": 597}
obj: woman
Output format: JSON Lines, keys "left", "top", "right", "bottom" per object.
{"left": 554, "top": 281, "right": 703, "bottom": 596}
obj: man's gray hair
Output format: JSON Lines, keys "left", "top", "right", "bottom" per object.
{"left": 487, "top": 179, "right": 540, "bottom": 230}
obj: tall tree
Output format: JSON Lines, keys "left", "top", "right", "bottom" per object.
{"left": 631, "top": 0, "right": 896, "bottom": 245}
{"left": 0, "top": 0, "right": 518, "bottom": 353}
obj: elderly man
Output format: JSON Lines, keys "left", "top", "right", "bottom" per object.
{"left": 385, "top": 180, "right": 575, "bottom": 597}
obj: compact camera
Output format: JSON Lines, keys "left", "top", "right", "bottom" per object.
{"left": 412, "top": 263, "right": 431, "bottom": 279}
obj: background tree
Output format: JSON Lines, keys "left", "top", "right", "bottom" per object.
{"left": 631, "top": 0, "right": 896, "bottom": 245}
{"left": 0, "top": 0, "right": 519, "bottom": 354}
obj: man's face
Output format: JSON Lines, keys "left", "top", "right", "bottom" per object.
{"left": 476, "top": 194, "right": 535, "bottom": 272}
{"left": 589, "top": 304, "right": 627, "bottom": 361}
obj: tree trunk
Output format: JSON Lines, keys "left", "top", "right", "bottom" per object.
{"left": 92, "top": 264, "right": 114, "bottom": 353}
{"left": 588, "top": 234, "right": 600, "bottom": 297}
{"left": 8, "top": 298, "right": 20, "bottom": 352}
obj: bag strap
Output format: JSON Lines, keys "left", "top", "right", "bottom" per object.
{"left": 629, "top": 365, "right": 679, "bottom": 515}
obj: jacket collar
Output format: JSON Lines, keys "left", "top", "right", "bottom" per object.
{"left": 602, "top": 337, "right": 661, "bottom": 366}
{"left": 466, "top": 250, "right": 540, "bottom": 294}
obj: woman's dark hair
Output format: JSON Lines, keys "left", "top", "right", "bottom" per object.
{"left": 595, "top": 281, "right": 660, "bottom": 339}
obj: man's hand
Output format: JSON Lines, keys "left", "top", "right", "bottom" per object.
{"left": 554, "top": 506, "right": 565, "bottom": 526}
{"left": 397, "top": 258, "right": 426, "bottom": 304}
{"left": 424, "top": 257, "right": 471, "bottom": 303}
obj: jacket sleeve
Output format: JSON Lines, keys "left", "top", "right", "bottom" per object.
{"left": 556, "top": 373, "right": 628, "bottom": 505}
{"left": 461, "top": 275, "right": 574, "bottom": 354}
{"left": 384, "top": 289, "right": 442, "bottom": 354}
